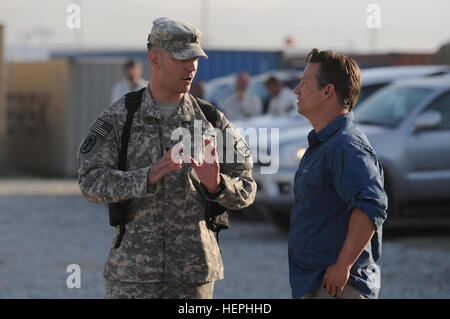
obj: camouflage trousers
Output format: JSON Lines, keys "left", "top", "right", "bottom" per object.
{"left": 104, "top": 280, "right": 215, "bottom": 299}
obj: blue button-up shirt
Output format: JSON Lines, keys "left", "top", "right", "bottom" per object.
{"left": 288, "top": 113, "right": 387, "bottom": 299}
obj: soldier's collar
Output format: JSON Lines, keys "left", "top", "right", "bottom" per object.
{"left": 179, "top": 94, "right": 196, "bottom": 122}
{"left": 140, "top": 86, "right": 162, "bottom": 119}
{"left": 141, "top": 87, "right": 194, "bottom": 122}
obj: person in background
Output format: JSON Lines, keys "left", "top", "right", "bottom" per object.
{"left": 110, "top": 59, "right": 148, "bottom": 103}
{"left": 264, "top": 76, "right": 297, "bottom": 115}
{"left": 220, "top": 72, "right": 262, "bottom": 121}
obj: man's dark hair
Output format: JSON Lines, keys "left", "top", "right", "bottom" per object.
{"left": 123, "top": 59, "right": 141, "bottom": 70}
{"left": 306, "top": 48, "right": 361, "bottom": 110}
{"left": 265, "top": 76, "right": 281, "bottom": 87}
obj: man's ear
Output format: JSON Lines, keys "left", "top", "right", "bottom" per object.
{"left": 323, "top": 83, "right": 335, "bottom": 99}
{"left": 149, "top": 51, "right": 160, "bottom": 69}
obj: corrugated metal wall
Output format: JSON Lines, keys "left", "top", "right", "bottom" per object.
{"left": 65, "top": 58, "right": 151, "bottom": 176}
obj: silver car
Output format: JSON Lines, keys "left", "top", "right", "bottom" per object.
{"left": 252, "top": 73, "right": 450, "bottom": 232}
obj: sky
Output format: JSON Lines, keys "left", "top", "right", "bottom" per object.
{"left": 0, "top": 0, "right": 449, "bottom": 56}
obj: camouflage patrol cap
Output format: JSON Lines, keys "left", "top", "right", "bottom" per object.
{"left": 148, "top": 17, "right": 208, "bottom": 60}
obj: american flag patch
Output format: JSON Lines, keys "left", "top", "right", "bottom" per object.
{"left": 90, "top": 118, "right": 113, "bottom": 137}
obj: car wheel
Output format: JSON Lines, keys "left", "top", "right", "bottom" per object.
{"left": 384, "top": 177, "right": 401, "bottom": 228}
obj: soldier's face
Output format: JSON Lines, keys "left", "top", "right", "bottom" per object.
{"left": 160, "top": 53, "right": 198, "bottom": 94}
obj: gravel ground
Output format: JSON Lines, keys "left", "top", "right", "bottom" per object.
{"left": 0, "top": 189, "right": 449, "bottom": 299}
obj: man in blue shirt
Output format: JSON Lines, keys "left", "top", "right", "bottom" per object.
{"left": 289, "top": 49, "right": 387, "bottom": 299}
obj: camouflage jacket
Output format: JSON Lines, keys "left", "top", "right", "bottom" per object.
{"left": 77, "top": 87, "right": 256, "bottom": 283}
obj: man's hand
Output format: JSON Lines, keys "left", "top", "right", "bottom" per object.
{"left": 321, "top": 208, "right": 376, "bottom": 298}
{"left": 147, "top": 144, "right": 183, "bottom": 185}
{"left": 188, "top": 139, "right": 221, "bottom": 193}
{"left": 322, "top": 263, "right": 350, "bottom": 298}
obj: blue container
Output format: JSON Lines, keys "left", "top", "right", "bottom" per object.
{"left": 197, "top": 50, "right": 282, "bottom": 81}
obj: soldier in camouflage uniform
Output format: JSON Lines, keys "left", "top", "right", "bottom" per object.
{"left": 77, "top": 17, "right": 257, "bottom": 299}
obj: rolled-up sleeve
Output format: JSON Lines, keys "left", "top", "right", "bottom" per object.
{"left": 330, "top": 142, "right": 388, "bottom": 228}
{"left": 193, "top": 110, "right": 257, "bottom": 211}
{"left": 197, "top": 170, "right": 256, "bottom": 210}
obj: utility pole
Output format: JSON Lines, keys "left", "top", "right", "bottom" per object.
{"left": 368, "top": 28, "right": 378, "bottom": 53}
{"left": 0, "top": 25, "right": 5, "bottom": 171}
{"left": 200, "top": 0, "right": 210, "bottom": 48}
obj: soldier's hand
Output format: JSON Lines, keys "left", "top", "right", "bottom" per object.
{"left": 188, "top": 139, "right": 221, "bottom": 193}
{"left": 147, "top": 143, "right": 183, "bottom": 185}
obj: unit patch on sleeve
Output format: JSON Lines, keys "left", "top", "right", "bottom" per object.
{"left": 80, "top": 135, "right": 97, "bottom": 154}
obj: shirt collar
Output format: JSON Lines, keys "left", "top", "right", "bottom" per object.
{"left": 140, "top": 86, "right": 194, "bottom": 122}
{"left": 307, "top": 112, "right": 353, "bottom": 147}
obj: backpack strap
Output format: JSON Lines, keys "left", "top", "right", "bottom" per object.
{"left": 195, "top": 96, "right": 219, "bottom": 128}
{"left": 194, "top": 96, "right": 229, "bottom": 249}
{"left": 119, "top": 87, "right": 146, "bottom": 169}
{"left": 112, "top": 87, "right": 145, "bottom": 249}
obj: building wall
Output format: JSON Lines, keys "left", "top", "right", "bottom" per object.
{"left": 2, "top": 60, "right": 70, "bottom": 176}
{"left": 1, "top": 58, "right": 150, "bottom": 177}
{"left": 434, "top": 42, "right": 450, "bottom": 65}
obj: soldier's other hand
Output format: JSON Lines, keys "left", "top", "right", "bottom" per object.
{"left": 188, "top": 139, "right": 221, "bottom": 193}
{"left": 147, "top": 143, "right": 183, "bottom": 185}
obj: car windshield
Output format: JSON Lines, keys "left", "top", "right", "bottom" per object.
{"left": 354, "top": 86, "right": 434, "bottom": 127}
{"left": 354, "top": 83, "right": 388, "bottom": 108}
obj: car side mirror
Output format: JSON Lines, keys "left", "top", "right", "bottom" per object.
{"left": 414, "top": 110, "right": 442, "bottom": 132}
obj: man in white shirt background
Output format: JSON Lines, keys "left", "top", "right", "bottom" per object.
{"left": 110, "top": 59, "right": 148, "bottom": 103}
{"left": 264, "top": 76, "right": 297, "bottom": 115}
{"left": 220, "top": 72, "right": 262, "bottom": 121}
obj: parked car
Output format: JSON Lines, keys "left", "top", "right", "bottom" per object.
{"left": 356, "top": 65, "right": 450, "bottom": 107}
{"left": 252, "top": 73, "right": 450, "bottom": 232}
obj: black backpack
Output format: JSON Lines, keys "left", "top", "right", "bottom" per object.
{"left": 109, "top": 88, "right": 229, "bottom": 249}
